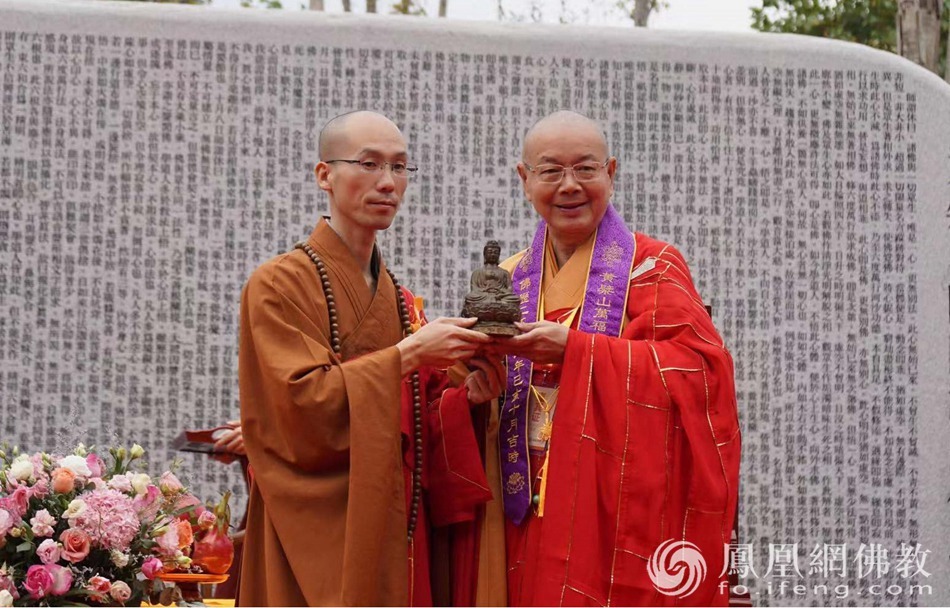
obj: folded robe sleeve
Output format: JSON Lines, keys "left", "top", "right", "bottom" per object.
{"left": 424, "top": 382, "right": 494, "bottom": 527}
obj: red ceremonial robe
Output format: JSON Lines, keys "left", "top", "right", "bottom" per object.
{"left": 500, "top": 230, "right": 741, "bottom": 607}
{"left": 238, "top": 220, "right": 493, "bottom": 606}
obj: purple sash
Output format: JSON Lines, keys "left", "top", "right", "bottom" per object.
{"left": 500, "top": 206, "right": 637, "bottom": 524}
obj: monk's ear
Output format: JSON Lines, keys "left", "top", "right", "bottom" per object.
{"left": 606, "top": 156, "right": 618, "bottom": 196}
{"left": 315, "top": 162, "right": 332, "bottom": 192}
{"left": 516, "top": 162, "right": 530, "bottom": 199}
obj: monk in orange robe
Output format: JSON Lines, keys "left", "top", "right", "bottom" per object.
{"left": 237, "top": 111, "right": 507, "bottom": 606}
{"left": 491, "top": 111, "right": 741, "bottom": 606}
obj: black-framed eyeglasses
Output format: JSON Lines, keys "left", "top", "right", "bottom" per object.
{"left": 325, "top": 159, "right": 419, "bottom": 176}
{"left": 524, "top": 159, "right": 609, "bottom": 183}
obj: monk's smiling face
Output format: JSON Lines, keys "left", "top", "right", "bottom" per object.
{"left": 517, "top": 112, "right": 617, "bottom": 249}
{"left": 315, "top": 111, "right": 409, "bottom": 235}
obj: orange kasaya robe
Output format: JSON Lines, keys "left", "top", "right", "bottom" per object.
{"left": 499, "top": 230, "right": 741, "bottom": 607}
{"left": 237, "top": 219, "right": 502, "bottom": 606}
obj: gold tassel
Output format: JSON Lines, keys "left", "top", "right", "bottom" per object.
{"left": 536, "top": 451, "right": 551, "bottom": 518}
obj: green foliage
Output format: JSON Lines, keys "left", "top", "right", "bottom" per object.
{"left": 391, "top": 0, "right": 427, "bottom": 15}
{"left": 616, "top": 0, "right": 667, "bottom": 23}
{"left": 751, "top": 0, "right": 948, "bottom": 75}
{"left": 241, "top": 0, "right": 284, "bottom": 7}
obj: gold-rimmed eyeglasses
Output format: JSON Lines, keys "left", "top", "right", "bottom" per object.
{"left": 524, "top": 159, "right": 609, "bottom": 183}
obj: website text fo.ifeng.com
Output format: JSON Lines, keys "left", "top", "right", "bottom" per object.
{"left": 721, "top": 579, "right": 933, "bottom": 600}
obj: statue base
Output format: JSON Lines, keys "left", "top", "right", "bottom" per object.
{"left": 473, "top": 321, "right": 520, "bottom": 337}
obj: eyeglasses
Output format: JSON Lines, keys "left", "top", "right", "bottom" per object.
{"left": 325, "top": 159, "right": 419, "bottom": 176}
{"left": 524, "top": 159, "right": 609, "bottom": 184}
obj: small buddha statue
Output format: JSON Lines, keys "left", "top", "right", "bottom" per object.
{"left": 461, "top": 240, "right": 521, "bottom": 336}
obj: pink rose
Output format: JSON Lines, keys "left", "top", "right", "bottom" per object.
{"left": 46, "top": 564, "right": 72, "bottom": 595}
{"left": 85, "top": 454, "right": 104, "bottom": 479}
{"left": 23, "top": 565, "right": 53, "bottom": 600}
{"left": 109, "top": 580, "right": 132, "bottom": 603}
{"left": 30, "top": 509, "right": 57, "bottom": 537}
{"left": 59, "top": 528, "right": 91, "bottom": 563}
{"left": 86, "top": 575, "right": 111, "bottom": 601}
{"left": 159, "top": 472, "right": 184, "bottom": 495}
{"left": 141, "top": 556, "right": 163, "bottom": 580}
{"left": 37, "top": 538, "right": 61, "bottom": 564}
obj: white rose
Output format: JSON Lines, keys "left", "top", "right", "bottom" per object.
{"left": 9, "top": 455, "right": 34, "bottom": 481}
{"left": 111, "top": 550, "right": 130, "bottom": 568}
{"left": 130, "top": 473, "right": 151, "bottom": 496}
{"left": 63, "top": 498, "right": 87, "bottom": 520}
{"left": 57, "top": 455, "right": 92, "bottom": 478}
{"left": 0, "top": 589, "right": 13, "bottom": 607}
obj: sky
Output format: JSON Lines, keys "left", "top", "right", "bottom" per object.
{"left": 207, "top": 0, "right": 760, "bottom": 33}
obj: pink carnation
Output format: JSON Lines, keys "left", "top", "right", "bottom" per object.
{"left": 30, "top": 478, "right": 50, "bottom": 500}
{"left": 37, "top": 539, "right": 61, "bottom": 564}
{"left": 31, "top": 454, "right": 48, "bottom": 481}
{"left": 69, "top": 489, "right": 140, "bottom": 551}
{"left": 30, "top": 509, "right": 57, "bottom": 537}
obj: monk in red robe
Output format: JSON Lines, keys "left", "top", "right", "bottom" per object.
{"left": 237, "top": 111, "right": 507, "bottom": 606}
{"left": 491, "top": 111, "right": 741, "bottom": 606}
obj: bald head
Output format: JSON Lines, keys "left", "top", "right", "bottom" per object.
{"left": 516, "top": 110, "right": 616, "bottom": 250}
{"left": 522, "top": 110, "right": 608, "bottom": 162}
{"left": 319, "top": 110, "right": 403, "bottom": 160}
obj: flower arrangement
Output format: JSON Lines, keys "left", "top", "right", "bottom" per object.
{"left": 0, "top": 444, "right": 233, "bottom": 607}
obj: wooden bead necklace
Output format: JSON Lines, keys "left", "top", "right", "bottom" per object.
{"left": 296, "top": 241, "right": 423, "bottom": 541}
